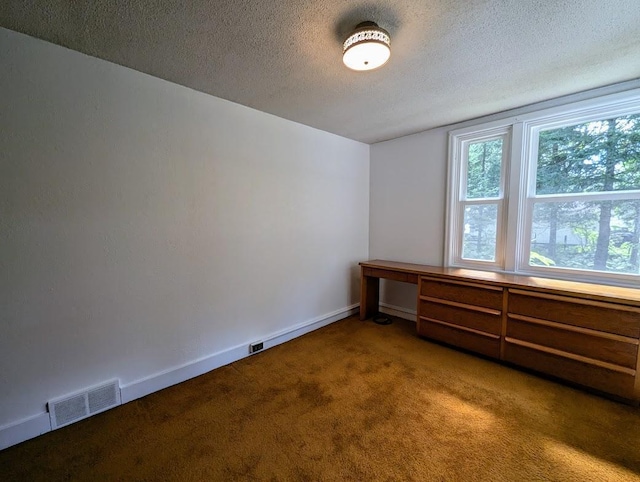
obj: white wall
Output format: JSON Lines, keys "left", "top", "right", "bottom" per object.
{"left": 369, "top": 128, "right": 448, "bottom": 314}
{"left": 0, "top": 28, "right": 369, "bottom": 437}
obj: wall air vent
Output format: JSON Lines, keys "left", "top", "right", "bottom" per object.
{"left": 48, "top": 379, "right": 121, "bottom": 429}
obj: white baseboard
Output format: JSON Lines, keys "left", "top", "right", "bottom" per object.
{"left": 379, "top": 302, "right": 417, "bottom": 322}
{"left": 0, "top": 304, "right": 358, "bottom": 452}
{"left": 0, "top": 412, "right": 51, "bottom": 451}
{"left": 120, "top": 303, "right": 359, "bottom": 403}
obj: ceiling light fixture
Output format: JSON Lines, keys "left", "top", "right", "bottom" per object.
{"left": 342, "top": 21, "right": 391, "bottom": 71}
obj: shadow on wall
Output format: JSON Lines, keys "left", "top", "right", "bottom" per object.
{"left": 381, "top": 279, "right": 417, "bottom": 314}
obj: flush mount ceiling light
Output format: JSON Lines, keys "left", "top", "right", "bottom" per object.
{"left": 342, "top": 21, "right": 391, "bottom": 71}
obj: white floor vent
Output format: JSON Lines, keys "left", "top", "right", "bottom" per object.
{"left": 48, "top": 379, "right": 121, "bottom": 429}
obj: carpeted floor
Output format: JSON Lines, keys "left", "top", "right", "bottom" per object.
{"left": 1, "top": 315, "right": 640, "bottom": 481}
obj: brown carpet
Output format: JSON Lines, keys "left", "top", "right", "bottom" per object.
{"left": 1, "top": 315, "right": 640, "bottom": 481}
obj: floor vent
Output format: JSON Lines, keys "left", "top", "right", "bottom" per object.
{"left": 48, "top": 379, "right": 121, "bottom": 429}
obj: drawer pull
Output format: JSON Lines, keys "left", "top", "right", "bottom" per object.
{"left": 508, "top": 288, "right": 640, "bottom": 314}
{"left": 507, "top": 313, "right": 639, "bottom": 345}
{"left": 505, "top": 337, "right": 636, "bottom": 376}
{"left": 421, "top": 276, "right": 503, "bottom": 291}
{"left": 421, "top": 316, "right": 501, "bottom": 339}
{"left": 420, "top": 296, "right": 501, "bottom": 316}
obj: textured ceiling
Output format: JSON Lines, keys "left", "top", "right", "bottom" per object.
{"left": 2, "top": 1, "right": 640, "bottom": 143}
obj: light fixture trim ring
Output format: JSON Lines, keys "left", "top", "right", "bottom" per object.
{"left": 342, "top": 21, "right": 391, "bottom": 71}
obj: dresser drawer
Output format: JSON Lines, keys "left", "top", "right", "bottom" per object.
{"left": 418, "top": 317, "right": 501, "bottom": 359}
{"left": 507, "top": 315, "right": 638, "bottom": 369}
{"left": 419, "top": 299, "right": 502, "bottom": 335}
{"left": 420, "top": 277, "right": 503, "bottom": 310}
{"left": 503, "top": 340, "right": 636, "bottom": 399}
{"left": 508, "top": 289, "right": 640, "bottom": 338}
{"left": 363, "top": 267, "right": 409, "bottom": 283}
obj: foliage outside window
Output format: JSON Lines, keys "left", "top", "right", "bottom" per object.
{"left": 447, "top": 90, "right": 640, "bottom": 286}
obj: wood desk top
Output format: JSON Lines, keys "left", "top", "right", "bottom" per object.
{"left": 360, "top": 260, "right": 640, "bottom": 307}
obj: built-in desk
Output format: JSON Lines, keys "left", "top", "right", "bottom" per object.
{"left": 360, "top": 260, "right": 425, "bottom": 320}
{"left": 360, "top": 259, "right": 640, "bottom": 402}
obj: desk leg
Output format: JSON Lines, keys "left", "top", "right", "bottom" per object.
{"left": 360, "top": 272, "right": 380, "bottom": 320}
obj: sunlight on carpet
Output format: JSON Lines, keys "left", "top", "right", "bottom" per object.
{"left": 543, "top": 438, "right": 639, "bottom": 481}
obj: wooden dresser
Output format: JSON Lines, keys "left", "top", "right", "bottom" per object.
{"left": 360, "top": 260, "right": 640, "bottom": 402}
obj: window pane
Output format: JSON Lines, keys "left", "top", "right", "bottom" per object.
{"left": 466, "top": 139, "right": 503, "bottom": 199}
{"left": 462, "top": 204, "right": 498, "bottom": 261}
{"left": 530, "top": 200, "right": 640, "bottom": 274}
{"left": 536, "top": 114, "right": 640, "bottom": 195}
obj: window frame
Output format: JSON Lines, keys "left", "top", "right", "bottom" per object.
{"left": 446, "top": 88, "right": 640, "bottom": 287}
{"left": 447, "top": 126, "right": 511, "bottom": 270}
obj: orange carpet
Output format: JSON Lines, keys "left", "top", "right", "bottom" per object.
{"left": 1, "top": 315, "right": 639, "bottom": 481}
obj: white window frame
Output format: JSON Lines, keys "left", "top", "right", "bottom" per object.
{"left": 446, "top": 88, "right": 640, "bottom": 287}
{"left": 447, "top": 126, "right": 511, "bottom": 271}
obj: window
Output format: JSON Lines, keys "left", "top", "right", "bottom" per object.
{"left": 447, "top": 89, "right": 640, "bottom": 286}
{"left": 448, "top": 129, "right": 510, "bottom": 270}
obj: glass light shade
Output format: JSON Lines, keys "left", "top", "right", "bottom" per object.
{"left": 342, "top": 23, "right": 391, "bottom": 71}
